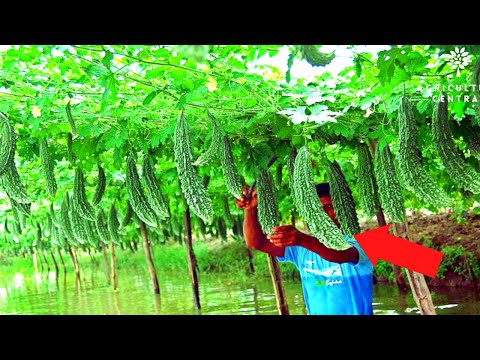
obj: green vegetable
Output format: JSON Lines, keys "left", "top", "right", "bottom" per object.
{"left": 293, "top": 146, "right": 351, "bottom": 250}
{"left": 174, "top": 113, "right": 213, "bottom": 223}
{"left": 327, "top": 160, "right": 361, "bottom": 237}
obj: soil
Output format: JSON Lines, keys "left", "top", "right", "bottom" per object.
{"left": 363, "top": 211, "right": 480, "bottom": 288}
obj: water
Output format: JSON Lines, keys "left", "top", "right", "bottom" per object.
{"left": 0, "top": 266, "right": 479, "bottom": 315}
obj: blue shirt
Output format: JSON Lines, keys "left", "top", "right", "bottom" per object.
{"left": 277, "top": 235, "right": 373, "bottom": 315}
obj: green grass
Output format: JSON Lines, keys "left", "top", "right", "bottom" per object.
{"left": 4, "top": 237, "right": 479, "bottom": 286}
{"left": 436, "top": 245, "right": 480, "bottom": 281}
{"left": 113, "top": 239, "right": 300, "bottom": 280}
{"left": 0, "top": 239, "right": 300, "bottom": 284}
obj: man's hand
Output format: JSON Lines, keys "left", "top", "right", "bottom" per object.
{"left": 234, "top": 185, "right": 258, "bottom": 211}
{"left": 267, "top": 225, "right": 301, "bottom": 247}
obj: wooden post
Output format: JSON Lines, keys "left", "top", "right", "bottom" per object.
{"left": 392, "top": 223, "right": 436, "bottom": 315}
{"left": 68, "top": 246, "right": 81, "bottom": 280}
{"left": 42, "top": 250, "right": 50, "bottom": 272}
{"left": 140, "top": 221, "right": 160, "bottom": 295}
{"left": 267, "top": 254, "right": 289, "bottom": 315}
{"left": 50, "top": 249, "right": 59, "bottom": 275}
{"left": 110, "top": 240, "right": 118, "bottom": 291}
{"left": 101, "top": 241, "right": 111, "bottom": 285}
{"left": 37, "top": 248, "right": 44, "bottom": 272}
{"left": 184, "top": 205, "right": 201, "bottom": 310}
{"left": 57, "top": 248, "right": 67, "bottom": 274}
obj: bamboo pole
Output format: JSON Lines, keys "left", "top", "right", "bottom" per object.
{"left": 140, "top": 221, "right": 160, "bottom": 295}
{"left": 184, "top": 205, "right": 201, "bottom": 310}
{"left": 267, "top": 254, "right": 289, "bottom": 315}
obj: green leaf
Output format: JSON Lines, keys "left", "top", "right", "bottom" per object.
{"left": 100, "top": 74, "right": 116, "bottom": 112}
{"left": 176, "top": 95, "right": 187, "bottom": 109}
{"left": 377, "top": 48, "right": 399, "bottom": 85}
{"left": 84, "top": 64, "right": 108, "bottom": 78}
{"left": 145, "top": 67, "right": 166, "bottom": 80}
{"left": 451, "top": 101, "right": 466, "bottom": 119}
{"left": 101, "top": 50, "right": 114, "bottom": 69}
{"left": 143, "top": 90, "right": 161, "bottom": 105}
{"left": 417, "top": 99, "right": 431, "bottom": 114}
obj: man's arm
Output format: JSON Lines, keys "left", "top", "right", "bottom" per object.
{"left": 268, "top": 226, "right": 359, "bottom": 264}
{"left": 235, "top": 186, "right": 285, "bottom": 257}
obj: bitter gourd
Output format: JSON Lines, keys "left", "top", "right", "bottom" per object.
{"left": 293, "top": 146, "right": 351, "bottom": 250}
{"left": 374, "top": 144, "right": 406, "bottom": 223}
{"left": 432, "top": 94, "right": 480, "bottom": 194}
{"left": 174, "top": 113, "right": 213, "bottom": 223}
{"left": 327, "top": 160, "right": 361, "bottom": 237}
{"left": 397, "top": 96, "right": 450, "bottom": 207}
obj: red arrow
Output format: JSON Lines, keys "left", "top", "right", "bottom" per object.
{"left": 354, "top": 224, "right": 443, "bottom": 278}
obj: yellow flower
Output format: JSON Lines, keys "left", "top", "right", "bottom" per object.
{"left": 206, "top": 77, "right": 217, "bottom": 92}
{"left": 31, "top": 106, "right": 41, "bottom": 118}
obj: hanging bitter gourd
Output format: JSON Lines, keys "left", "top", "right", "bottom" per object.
{"left": 73, "top": 167, "right": 95, "bottom": 221}
{"left": 142, "top": 154, "right": 169, "bottom": 219}
{"left": 9, "top": 196, "right": 31, "bottom": 217}
{"left": 256, "top": 168, "right": 281, "bottom": 235}
{"left": 66, "top": 101, "right": 78, "bottom": 137}
{"left": 356, "top": 142, "right": 380, "bottom": 217}
{"left": 70, "top": 203, "right": 88, "bottom": 245}
{"left": 11, "top": 206, "right": 22, "bottom": 235}
{"left": 60, "top": 193, "right": 76, "bottom": 245}
{"left": 92, "top": 165, "right": 106, "bottom": 206}
{"left": 327, "top": 160, "right": 361, "bottom": 237}
{"left": 84, "top": 218, "right": 100, "bottom": 247}
{"left": 397, "top": 96, "right": 450, "bottom": 207}
{"left": 50, "top": 203, "right": 60, "bottom": 229}
{"left": 95, "top": 208, "right": 110, "bottom": 245}
{"left": 193, "top": 111, "right": 223, "bottom": 167}
{"left": 0, "top": 113, "right": 16, "bottom": 176}
{"left": 301, "top": 45, "right": 335, "bottom": 67}
{"left": 432, "top": 94, "right": 480, "bottom": 194}
{"left": 374, "top": 144, "right": 406, "bottom": 223}
{"left": 174, "top": 113, "right": 213, "bottom": 223}
{"left": 67, "top": 132, "right": 76, "bottom": 165}
{"left": 108, "top": 203, "right": 121, "bottom": 245}
{"left": 121, "top": 201, "right": 134, "bottom": 228}
{"left": 126, "top": 156, "right": 158, "bottom": 227}
{"left": 0, "top": 160, "right": 31, "bottom": 204}
{"left": 293, "top": 146, "right": 351, "bottom": 250}
{"left": 220, "top": 135, "right": 243, "bottom": 199}
{"left": 39, "top": 138, "right": 57, "bottom": 197}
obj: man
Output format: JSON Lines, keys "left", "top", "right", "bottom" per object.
{"left": 235, "top": 182, "right": 373, "bottom": 315}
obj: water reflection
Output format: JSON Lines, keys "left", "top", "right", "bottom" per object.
{"left": 0, "top": 267, "right": 479, "bottom": 315}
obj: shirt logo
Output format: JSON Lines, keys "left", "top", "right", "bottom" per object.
{"left": 303, "top": 265, "right": 343, "bottom": 286}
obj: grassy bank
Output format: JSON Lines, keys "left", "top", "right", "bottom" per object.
{"left": 2, "top": 219, "right": 480, "bottom": 288}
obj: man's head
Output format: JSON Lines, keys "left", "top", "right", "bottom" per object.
{"left": 315, "top": 183, "right": 340, "bottom": 227}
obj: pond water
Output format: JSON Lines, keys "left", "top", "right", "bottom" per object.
{"left": 0, "top": 265, "right": 479, "bottom": 315}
